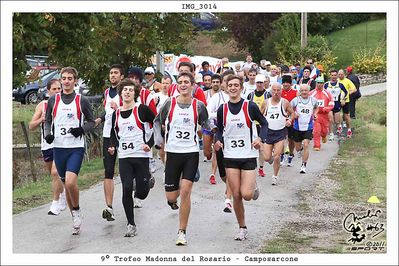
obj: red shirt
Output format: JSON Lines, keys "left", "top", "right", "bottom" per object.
{"left": 139, "top": 87, "right": 157, "bottom": 115}
{"left": 281, "top": 87, "right": 297, "bottom": 102}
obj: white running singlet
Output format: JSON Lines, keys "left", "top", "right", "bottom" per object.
{"left": 326, "top": 82, "right": 342, "bottom": 102}
{"left": 292, "top": 96, "right": 316, "bottom": 131}
{"left": 164, "top": 97, "right": 199, "bottom": 153}
{"left": 103, "top": 88, "right": 121, "bottom": 138}
{"left": 265, "top": 98, "right": 287, "bottom": 130}
{"left": 222, "top": 101, "right": 258, "bottom": 159}
{"left": 52, "top": 93, "right": 85, "bottom": 148}
{"left": 115, "top": 106, "right": 151, "bottom": 159}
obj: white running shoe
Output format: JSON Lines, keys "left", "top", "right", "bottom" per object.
{"left": 71, "top": 209, "right": 83, "bottom": 235}
{"left": 102, "top": 206, "right": 115, "bottom": 221}
{"left": 223, "top": 198, "right": 232, "bottom": 213}
{"left": 234, "top": 227, "right": 248, "bottom": 241}
{"left": 134, "top": 197, "right": 143, "bottom": 208}
{"left": 176, "top": 230, "right": 187, "bottom": 246}
{"left": 300, "top": 165, "right": 306, "bottom": 174}
{"left": 329, "top": 132, "right": 334, "bottom": 141}
{"left": 48, "top": 200, "right": 61, "bottom": 215}
{"left": 58, "top": 191, "right": 67, "bottom": 211}
{"left": 149, "top": 158, "right": 156, "bottom": 173}
{"left": 125, "top": 224, "right": 137, "bottom": 237}
{"left": 252, "top": 184, "right": 260, "bottom": 200}
{"left": 271, "top": 176, "right": 278, "bottom": 186}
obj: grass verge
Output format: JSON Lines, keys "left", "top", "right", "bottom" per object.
{"left": 261, "top": 91, "right": 387, "bottom": 253}
{"left": 13, "top": 157, "right": 104, "bottom": 214}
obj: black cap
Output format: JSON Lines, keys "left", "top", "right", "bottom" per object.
{"left": 127, "top": 67, "right": 143, "bottom": 82}
{"left": 281, "top": 75, "right": 292, "bottom": 84}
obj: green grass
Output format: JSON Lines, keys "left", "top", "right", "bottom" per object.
{"left": 327, "top": 19, "right": 387, "bottom": 69}
{"left": 13, "top": 157, "right": 104, "bottom": 214}
{"left": 13, "top": 102, "right": 40, "bottom": 144}
{"left": 332, "top": 92, "right": 386, "bottom": 203}
{"left": 261, "top": 92, "right": 386, "bottom": 253}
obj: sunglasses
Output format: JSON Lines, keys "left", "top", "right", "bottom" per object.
{"left": 145, "top": 73, "right": 153, "bottom": 75}
{"left": 307, "top": 62, "right": 313, "bottom": 64}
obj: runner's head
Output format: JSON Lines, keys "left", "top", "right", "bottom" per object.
{"left": 281, "top": 75, "right": 292, "bottom": 90}
{"left": 211, "top": 74, "right": 221, "bottom": 92}
{"left": 109, "top": 64, "right": 125, "bottom": 87}
{"left": 161, "top": 76, "right": 172, "bottom": 93}
{"left": 226, "top": 74, "right": 243, "bottom": 100}
{"left": 302, "top": 66, "right": 311, "bottom": 79}
{"left": 329, "top": 69, "right": 338, "bottom": 82}
{"left": 270, "top": 82, "right": 282, "bottom": 99}
{"left": 117, "top": 78, "right": 140, "bottom": 103}
{"left": 315, "top": 76, "right": 325, "bottom": 90}
{"left": 255, "top": 74, "right": 266, "bottom": 91}
{"left": 299, "top": 84, "right": 310, "bottom": 98}
{"left": 47, "top": 79, "right": 62, "bottom": 97}
{"left": 338, "top": 69, "right": 345, "bottom": 80}
{"left": 220, "top": 69, "right": 235, "bottom": 91}
{"left": 60, "top": 67, "right": 78, "bottom": 92}
{"left": 177, "top": 72, "right": 195, "bottom": 97}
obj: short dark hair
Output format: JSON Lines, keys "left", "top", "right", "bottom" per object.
{"left": 211, "top": 74, "right": 222, "bottom": 82}
{"left": 201, "top": 61, "right": 210, "bottom": 67}
{"left": 47, "top": 78, "right": 61, "bottom": 90}
{"left": 330, "top": 69, "right": 338, "bottom": 74}
{"left": 202, "top": 73, "right": 212, "bottom": 80}
{"left": 303, "top": 66, "right": 312, "bottom": 72}
{"left": 248, "top": 68, "right": 257, "bottom": 75}
{"left": 60, "top": 66, "right": 78, "bottom": 80}
{"left": 221, "top": 69, "right": 235, "bottom": 80}
{"left": 226, "top": 74, "right": 243, "bottom": 88}
{"left": 110, "top": 64, "right": 125, "bottom": 76}
{"left": 178, "top": 62, "right": 194, "bottom": 73}
{"left": 117, "top": 78, "right": 141, "bottom": 102}
{"left": 177, "top": 72, "right": 195, "bottom": 85}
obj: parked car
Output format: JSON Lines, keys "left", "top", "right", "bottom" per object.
{"left": 13, "top": 70, "right": 60, "bottom": 104}
{"left": 191, "top": 13, "right": 219, "bottom": 31}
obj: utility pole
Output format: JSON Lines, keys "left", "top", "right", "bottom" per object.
{"left": 156, "top": 13, "right": 165, "bottom": 75}
{"left": 301, "top": 12, "right": 308, "bottom": 48}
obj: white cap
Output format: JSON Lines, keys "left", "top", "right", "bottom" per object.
{"left": 195, "top": 73, "right": 203, "bottom": 83}
{"left": 265, "top": 61, "right": 271, "bottom": 65}
{"left": 255, "top": 74, "right": 266, "bottom": 83}
{"left": 144, "top": 66, "right": 155, "bottom": 74}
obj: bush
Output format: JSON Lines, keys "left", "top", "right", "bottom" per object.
{"left": 352, "top": 41, "right": 386, "bottom": 74}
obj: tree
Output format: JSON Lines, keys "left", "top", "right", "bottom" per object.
{"left": 13, "top": 13, "right": 194, "bottom": 92}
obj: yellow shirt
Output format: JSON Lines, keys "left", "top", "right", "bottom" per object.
{"left": 339, "top": 78, "right": 357, "bottom": 102}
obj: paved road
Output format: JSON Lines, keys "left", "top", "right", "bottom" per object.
{"left": 13, "top": 83, "right": 386, "bottom": 254}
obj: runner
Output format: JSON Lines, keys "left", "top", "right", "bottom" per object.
{"left": 94, "top": 64, "right": 124, "bottom": 222}
{"left": 261, "top": 82, "right": 294, "bottom": 185}
{"left": 154, "top": 72, "right": 209, "bottom": 246}
{"left": 206, "top": 70, "right": 234, "bottom": 212}
{"left": 247, "top": 74, "right": 270, "bottom": 177}
{"left": 107, "top": 78, "right": 155, "bottom": 237}
{"left": 291, "top": 84, "right": 319, "bottom": 174}
{"left": 324, "top": 69, "right": 348, "bottom": 140}
{"left": 29, "top": 79, "right": 66, "bottom": 215}
{"left": 44, "top": 67, "right": 95, "bottom": 235}
{"left": 310, "top": 76, "right": 334, "bottom": 150}
{"left": 280, "top": 75, "right": 298, "bottom": 167}
{"left": 214, "top": 74, "right": 267, "bottom": 241}
{"left": 338, "top": 69, "right": 357, "bottom": 138}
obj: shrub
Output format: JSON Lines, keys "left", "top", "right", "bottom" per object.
{"left": 352, "top": 41, "right": 386, "bottom": 74}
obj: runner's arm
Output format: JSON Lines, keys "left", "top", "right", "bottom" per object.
{"left": 248, "top": 101, "right": 268, "bottom": 141}
{"left": 80, "top": 96, "right": 95, "bottom": 134}
{"left": 138, "top": 104, "right": 156, "bottom": 148}
{"left": 44, "top": 95, "right": 56, "bottom": 137}
{"left": 153, "top": 98, "right": 171, "bottom": 148}
{"left": 28, "top": 102, "right": 44, "bottom": 130}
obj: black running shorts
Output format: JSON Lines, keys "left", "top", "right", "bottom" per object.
{"left": 103, "top": 137, "right": 117, "bottom": 179}
{"left": 164, "top": 152, "right": 199, "bottom": 192}
{"left": 292, "top": 129, "right": 313, "bottom": 142}
{"left": 223, "top": 158, "right": 257, "bottom": 170}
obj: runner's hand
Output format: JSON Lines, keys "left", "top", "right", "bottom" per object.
{"left": 142, "top": 144, "right": 151, "bottom": 152}
{"left": 108, "top": 146, "right": 115, "bottom": 155}
{"left": 214, "top": 140, "right": 223, "bottom": 152}
{"left": 44, "top": 134, "right": 54, "bottom": 144}
{"left": 69, "top": 127, "right": 84, "bottom": 138}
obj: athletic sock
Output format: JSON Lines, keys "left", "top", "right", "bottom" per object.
{"left": 107, "top": 205, "right": 113, "bottom": 209}
{"left": 72, "top": 206, "right": 80, "bottom": 211}
{"left": 240, "top": 226, "right": 247, "bottom": 229}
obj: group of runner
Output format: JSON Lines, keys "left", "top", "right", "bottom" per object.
{"left": 29, "top": 56, "right": 358, "bottom": 244}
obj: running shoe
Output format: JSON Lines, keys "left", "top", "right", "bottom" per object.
{"left": 300, "top": 165, "right": 306, "bottom": 174}
{"left": 313, "top": 147, "right": 320, "bottom": 151}
{"left": 58, "top": 191, "right": 67, "bottom": 211}
{"left": 102, "top": 206, "right": 115, "bottom": 221}
{"left": 72, "top": 209, "right": 82, "bottom": 235}
{"left": 194, "top": 168, "right": 200, "bottom": 182}
{"left": 167, "top": 201, "right": 179, "bottom": 210}
{"left": 257, "top": 168, "right": 265, "bottom": 177}
{"left": 124, "top": 224, "right": 137, "bottom": 237}
{"left": 209, "top": 174, "right": 216, "bottom": 185}
{"left": 48, "top": 200, "right": 61, "bottom": 216}
{"left": 234, "top": 227, "right": 248, "bottom": 241}
{"left": 347, "top": 129, "right": 353, "bottom": 139}
{"left": 329, "top": 133, "right": 334, "bottom": 141}
{"left": 342, "top": 121, "right": 347, "bottom": 128}
{"left": 271, "top": 176, "right": 278, "bottom": 186}
{"left": 176, "top": 230, "right": 187, "bottom": 246}
{"left": 337, "top": 126, "right": 343, "bottom": 135}
{"left": 223, "top": 198, "right": 232, "bottom": 213}
{"left": 252, "top": 184, "right": 260, "bottom": 200}
{"left": 134, "top": 197, "right": 142, "bottom": 208}
{"left": 322, "top": 136, "right": 328, "bottom": 143}
{"left": 280, "top": 153, "right": 286, "bottom": 166}
{"left": 149, "top": 158, "right": 156, "bottom": 173}
{"left": 287, "top": 155, "right": 294, "bottom": 167}
{"left": 149, "top": 174, "right": 155, "bottom": 189}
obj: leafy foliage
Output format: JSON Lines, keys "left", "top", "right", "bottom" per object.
{"left": 352, "top": 41, "right": 386, "bottom": 74}
{"left": 13, "top": 13, "right": 194, "bottom": 91}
